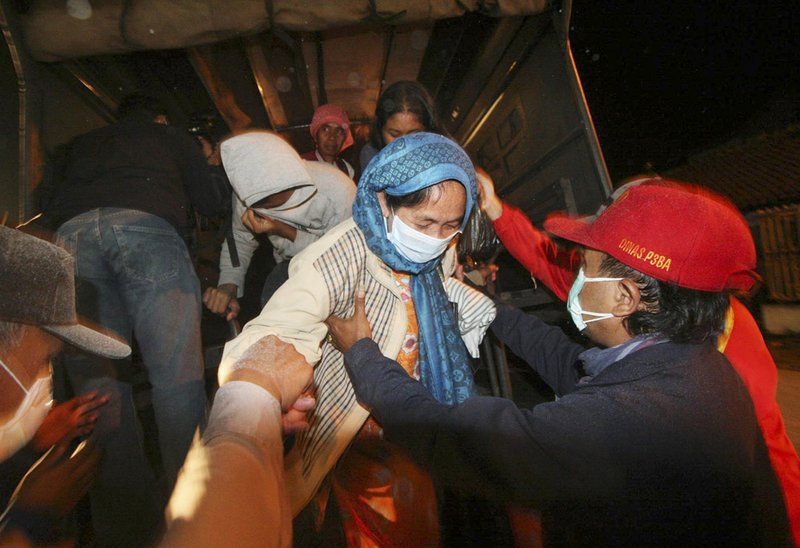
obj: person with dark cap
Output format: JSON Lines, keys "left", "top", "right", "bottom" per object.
{"left": 39, "top": 93, "right": 222, "bottom": 545}
{"left": 300, "top": 104, "right": 356, "bottom": 179}
{"left": 0, "top": 226, "right": 130, "bottom": 545}
{"left": 327, "top": 181, "right": 792, "bottom": 545}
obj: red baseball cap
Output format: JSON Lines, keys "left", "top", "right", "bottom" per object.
{"left": 543, "top": 180, "right": 758, "bottom": 292}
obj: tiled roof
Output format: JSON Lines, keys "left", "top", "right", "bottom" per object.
{"left": 666, "top": 126, "right": 800, "bottom": 212}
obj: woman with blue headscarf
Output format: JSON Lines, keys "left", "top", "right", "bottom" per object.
{"left": 220, "top": 132, "right": 481, "bottom": 544}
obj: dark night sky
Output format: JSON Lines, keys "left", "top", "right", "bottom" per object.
{"left": 568, "top": 1, "right": 800, "bottom": 182}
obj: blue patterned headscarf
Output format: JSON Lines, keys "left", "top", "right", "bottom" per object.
{"left": 353, "top": 133, "right": 477, "bottom": 404}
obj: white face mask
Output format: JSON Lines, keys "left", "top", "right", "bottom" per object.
{"left": 385, "top": 212, "right": 459, "bottom": 264}
{"left": 567, "top": 267, "right": 624, "bottom": 332}
{"left": 0, "top": 358, "right": 53, "bottom": 462}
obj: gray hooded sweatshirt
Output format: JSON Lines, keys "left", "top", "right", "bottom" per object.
{"left": 218, "top": 131, "right": 355, "bottom": 296}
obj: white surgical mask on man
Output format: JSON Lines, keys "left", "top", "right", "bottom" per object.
{"left": 0, "top": 357, "right": 53, "bottom": 462}
{"left": 567, "top": 267, "right": 624, "bottom": 332}
{"left": 385, "top": 212, "right": 458, "bottom": 264}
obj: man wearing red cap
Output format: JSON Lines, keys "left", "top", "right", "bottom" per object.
{"left": 301, "top": 104, "right": 356, "bottom": 179}
{"left": 327, "top": 182, "right": 791, "bottom": 544}
{"left": 478, "top": 172, "right": 800, "bottom": 545}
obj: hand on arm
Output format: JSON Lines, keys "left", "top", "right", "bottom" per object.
{"left": 203, "top": 283, "right": 240, "bottom": 321}
{"left": 281, "top": 393, "right": 317, "bottom": 434}
{"left": 218, "top": 335, "right": 314, "bottom": 412}
{"left": 324, "top": 286, "right": 373, "bottom": 354}
{"left": 241, "top": 209, "right": 297, "bottom": 241}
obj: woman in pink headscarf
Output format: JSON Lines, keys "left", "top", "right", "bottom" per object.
{"left": 301, "top": 104, "right": 356, "bottom": 179}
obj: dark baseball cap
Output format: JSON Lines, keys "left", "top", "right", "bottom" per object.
{"left": 0, "top": 226, "right": 131, "bottom": 358}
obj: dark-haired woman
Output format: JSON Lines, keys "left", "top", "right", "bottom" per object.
{"left": 359, "top": 80, "right": 444, "bottom": 172}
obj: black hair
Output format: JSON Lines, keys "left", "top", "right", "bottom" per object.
{"left": 116, "top": 93, "right": 167, "bottom": 122}
{"left": 599, "top": 254, "right": 730, "bottom": 344}
{"left": 370, "top": 81, "right": 443, "bottom": 150}
{"left": 384, "top": 182, "right": 457, "bottom": 211}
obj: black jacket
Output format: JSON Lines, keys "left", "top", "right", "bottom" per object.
{"left": 344, "top": 304, "right": 791, "bottom": 546}
{"left": 41, "top": 120, "right": 223, "bottom": 234}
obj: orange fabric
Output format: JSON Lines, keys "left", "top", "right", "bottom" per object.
{"left": 332, "top": 270, "right": 438, "bottom": 547}
{"left": 332, "top": 439, "right": 440, "bottom": 547}
{"left": 392, "top": 272, "right": 420, "bottom": 378}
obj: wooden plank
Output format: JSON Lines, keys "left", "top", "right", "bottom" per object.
{"left": 244, "top": 36, "right": 289, "bottom": 129}
{"left": 188, "top": 45, "right": 253, "bottom": 131}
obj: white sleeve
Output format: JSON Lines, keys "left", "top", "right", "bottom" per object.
{"left": 445, "top": 277, "right": 497, "bottom": 358}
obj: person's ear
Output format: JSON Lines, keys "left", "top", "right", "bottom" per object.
{"left": 377, "top": 191, "right": 391, "bottom": 217}
{"left": 376, "top": 191, "right": 393, "bottom": 232}
{"left": 612, "top": 279, "right": 640, "bottom": 318}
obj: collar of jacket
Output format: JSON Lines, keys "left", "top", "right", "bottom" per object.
{"left": 577, "top": 339, "right": 719, "bottom": 387}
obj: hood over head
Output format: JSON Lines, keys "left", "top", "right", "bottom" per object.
{"left": 221, "top": 131, "right": 316, "bottom": 209}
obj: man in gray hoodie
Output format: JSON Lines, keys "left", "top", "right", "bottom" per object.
{"left": 203, "top": 131, "right": 355, "bottom": 320}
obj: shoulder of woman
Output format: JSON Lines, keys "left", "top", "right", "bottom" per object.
{"left": 287, "top": 218, "right": 363, "bottom": 265}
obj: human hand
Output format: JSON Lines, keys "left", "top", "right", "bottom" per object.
{"left": 206, "top": 145, "right": 222, "bottom": 166}
{"left": 242, "top": 209, "right": 278, "bottom": 235}
{"left": 324, "top": 287, "right": 373, "bottom": 354}
{"left": 30, "top": 392, "right": 110, "bottom": 452}
{"left": 281, "top": 393, "right": 316, "bottom": 434}
{"left": 475, "top": 166, "right": 503, "bottom": 221}
{"left": 242, "top": 209, "right": 297, "bottom": 241}
{"left": 14, "top": 440, "right": 102, "bottom": 517}
{"left": 464, "top": 262, "right": 499, "bottom": 287}
{"left": 218, "top": 335, "right": 313, "bottom": 410}
{"left": 203, "top": 284, "right": 240, "bottom": 321}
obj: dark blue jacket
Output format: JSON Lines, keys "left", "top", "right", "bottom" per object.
{"left": 344, "top": 304, "right": 790, "bottom": 546}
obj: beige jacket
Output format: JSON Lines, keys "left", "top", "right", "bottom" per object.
{"left": 222, "top": 218, "right": 414, "bottom": 513}
{"left": 220, "top": 218, "right": 489, "bottom": 514}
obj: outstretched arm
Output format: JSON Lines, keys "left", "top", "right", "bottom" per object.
{"left": 477, "top": 169, "right": 578, "bottom": 301}
{"left": 164, "top": 336, "right": 314, "bottom": 547}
